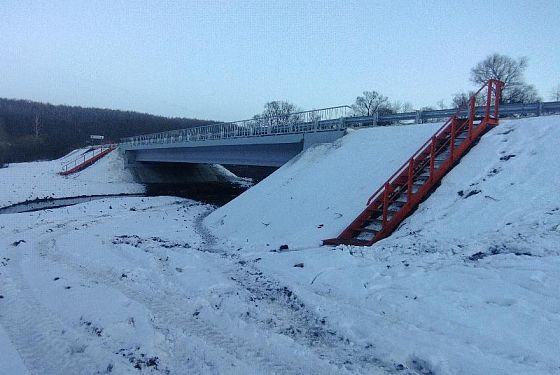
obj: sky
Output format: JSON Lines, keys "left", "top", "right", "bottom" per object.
{"left": 1, "top": 0, "right": 559, "bottom": 122}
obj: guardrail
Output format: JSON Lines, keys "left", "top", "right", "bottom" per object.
{"left": 120, "top": 101, "right": 560, "bottom": 147}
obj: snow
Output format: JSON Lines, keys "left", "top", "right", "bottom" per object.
{"left": 1, "top": 116, "right": 559, "bottom": 374}
{"left": 0, "top": 147, "right": 144, "bottom": 208}
{"left": 205, "top": 123, "right": 445, "bottom": 249}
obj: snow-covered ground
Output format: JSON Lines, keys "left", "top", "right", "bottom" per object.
{"left": 0, "top": 148, "right": 145, "bottom": 207}
{"left": 1, "top": 116, "right": 559, "bottom": 374}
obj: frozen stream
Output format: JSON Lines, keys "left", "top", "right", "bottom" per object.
{"left": 0, "top": 194, "right": 145, "bottom": 214}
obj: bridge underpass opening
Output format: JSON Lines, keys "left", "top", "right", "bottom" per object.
{"left": 129, "top": 161, "right": 276, "bottom": 206}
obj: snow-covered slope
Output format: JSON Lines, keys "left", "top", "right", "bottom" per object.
{"left": 0, "top": 148, "right": 144, "bottom": 207}
{"left": 205, "top": 123, "right": 444, "bottom": 249}
{"left": 206, "top": 117, "right": 560, "bottom": 251}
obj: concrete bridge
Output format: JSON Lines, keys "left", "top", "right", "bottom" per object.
{"left": 120, "top": 106, "right": 352, "bottom": 183}
{"left": 120, "top": 106, "right": 351, "bottom": 168}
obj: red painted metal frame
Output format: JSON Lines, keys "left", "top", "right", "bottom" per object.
{"left": 59, "top": 145, "right": 116, "bottom": 176}
{"left": 324, "top": 80, "right": 503, "bottom": 246}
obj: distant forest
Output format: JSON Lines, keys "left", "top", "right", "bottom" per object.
{"left": 0, "top": 98, "right": 213, "bottom": 163}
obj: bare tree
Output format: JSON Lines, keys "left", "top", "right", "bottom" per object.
{"left": 402, "top": 101, "right": 414, "bottom": 113}
{"left": 551, "top": 84, "right": 560, "bottom": 101}
{"left": 470, "top": 53, "right": 539, "bottom": 103}
{"left": 390, "top": 100, "right": 414, "bottom": 113}
{"left": 390, "top": 100, "right": 403, "bottom": 114}
{"left": 471, "top": 53, "right": 527, "bottom": 87}
{"left": 507, "top": 83, "right": 540, "bottom": 104}
{"left": 451, "top": 92, "right": 470, "bottom": 108}
{"left": 352, "top": 91, "right": 391, "bottom": 116}
{"left": 436, "top": 99, "right": 447, "bottom": 110}
{"left": 254, "top": 101, "right": 302, "bottom": 126}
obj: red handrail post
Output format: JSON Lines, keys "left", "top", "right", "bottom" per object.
{"left": 494, "top": 80, "right": 503, "bottom": 120}
{"left": 429, "top": 136, "right": 436, "bottom": 177}
{"left": 450, "top": 117, "right": 456, "bottom": 162}
{"left": 407, "top": 158, "right": 414, "bottom": 202}
{"left": 485, "top": 81, "right": 492, "bottom": 121}
{"left": 382, "top": 183, "right": 390, "bottom": 223}
{"left": 468, "top": 96, "right": 475, "bottom": 139}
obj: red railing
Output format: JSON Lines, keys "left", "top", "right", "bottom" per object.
{"left": 59, "top": 144, "right": 116, "bottom": 175}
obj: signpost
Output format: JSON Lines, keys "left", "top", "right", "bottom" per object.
{"left": 90, "top": 135, "right": 104, "bottom": 145}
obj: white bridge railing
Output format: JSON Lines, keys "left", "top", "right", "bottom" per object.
{"left": 121, "top": 106, "right": 352, "bottom": 146}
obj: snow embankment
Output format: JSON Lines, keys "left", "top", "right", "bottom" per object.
{"left": 0, "top": 147, "right": 144, "bottom": 207}
{"left": 205, "top": 123, "right": 444, "bottom": 249}
{"left": 207, "top": 116, "right": 560, "bottom": 251}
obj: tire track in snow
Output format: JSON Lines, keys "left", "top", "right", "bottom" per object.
{"left": 4, "top": 200, "right": 400, "bottom": 374}
{"left": 195, "top": 210, "right": 398, "bottom": 374}
{"left": 223, "top": 259, "right": 399, "bottom": 374}
{"left": 44, "top": 238, "right": 333, "bottom": 374}
{"left": 0, "top": 246, "right": 115, "bottom": 375}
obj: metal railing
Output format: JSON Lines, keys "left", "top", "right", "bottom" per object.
{"left": 120, "top": 101, "right": 560, "bottom": 147}
{"left": 61, "top": 144, "right": 116, "bottom": 173}
{"left": 120, "top": 106, "right": 352, "bottom": 146}
{"left": 350, "top": 101, "right": 560, "bottom": 126}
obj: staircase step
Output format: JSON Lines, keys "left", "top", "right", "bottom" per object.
{"left": 361, "top": 219, "right": 383, "bottom": 230}
{"left": 387, "top": 203, "right": 402, "bottom": 212}
{"left": 323, "top": 238, "right": 372, "bottom": 246}
{"left": 353, "top": 227, "right": 379, "bottom": 234}
{"left": 395, "top": 196, "right": 408, "bottom": 204}
{"left": 387, "top": 204, "right": 402, "bottom": 216}
{"left": 366, "top": 207, "right": 383, "bottom": 215}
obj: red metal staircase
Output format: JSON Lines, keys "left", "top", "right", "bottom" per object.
{"left": 59, "top": 144, "right": 116, "bottom": 176}
{"left": 324, "top": 79, "right": 504, "bottom": 246}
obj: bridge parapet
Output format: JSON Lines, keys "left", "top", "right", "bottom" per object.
{"left": 121, "top": 106, "right": 352, "bottom": 147}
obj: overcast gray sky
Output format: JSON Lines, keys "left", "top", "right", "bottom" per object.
{"left": 1, "top": 0, "right": 559, "bottom": 121}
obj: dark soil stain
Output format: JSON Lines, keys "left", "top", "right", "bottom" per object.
{"left": 458, "top": 189, "right": 481, "bottom": 199}
{"left": 500, "top": 154, "right": 516, "bottom": 161}
{"left": 115, "top": 347, "right": 168, "bottom": 373}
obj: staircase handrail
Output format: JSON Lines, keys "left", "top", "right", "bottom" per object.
{"left": 61, "top": 144, "right": 116, "bottom": 173}
{"left": 366, "top": 80, "right": 500, "bottom": 205}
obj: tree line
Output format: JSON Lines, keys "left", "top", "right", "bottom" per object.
{"left": 0, "top": 99, "right": 212, "bottom": 163}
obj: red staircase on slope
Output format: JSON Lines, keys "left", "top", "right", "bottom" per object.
{"left": 59, "top": 144, "right": 116, "bottom": 176}
{"left": 323, "top": 79, "right": 504, "bottom": 246}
